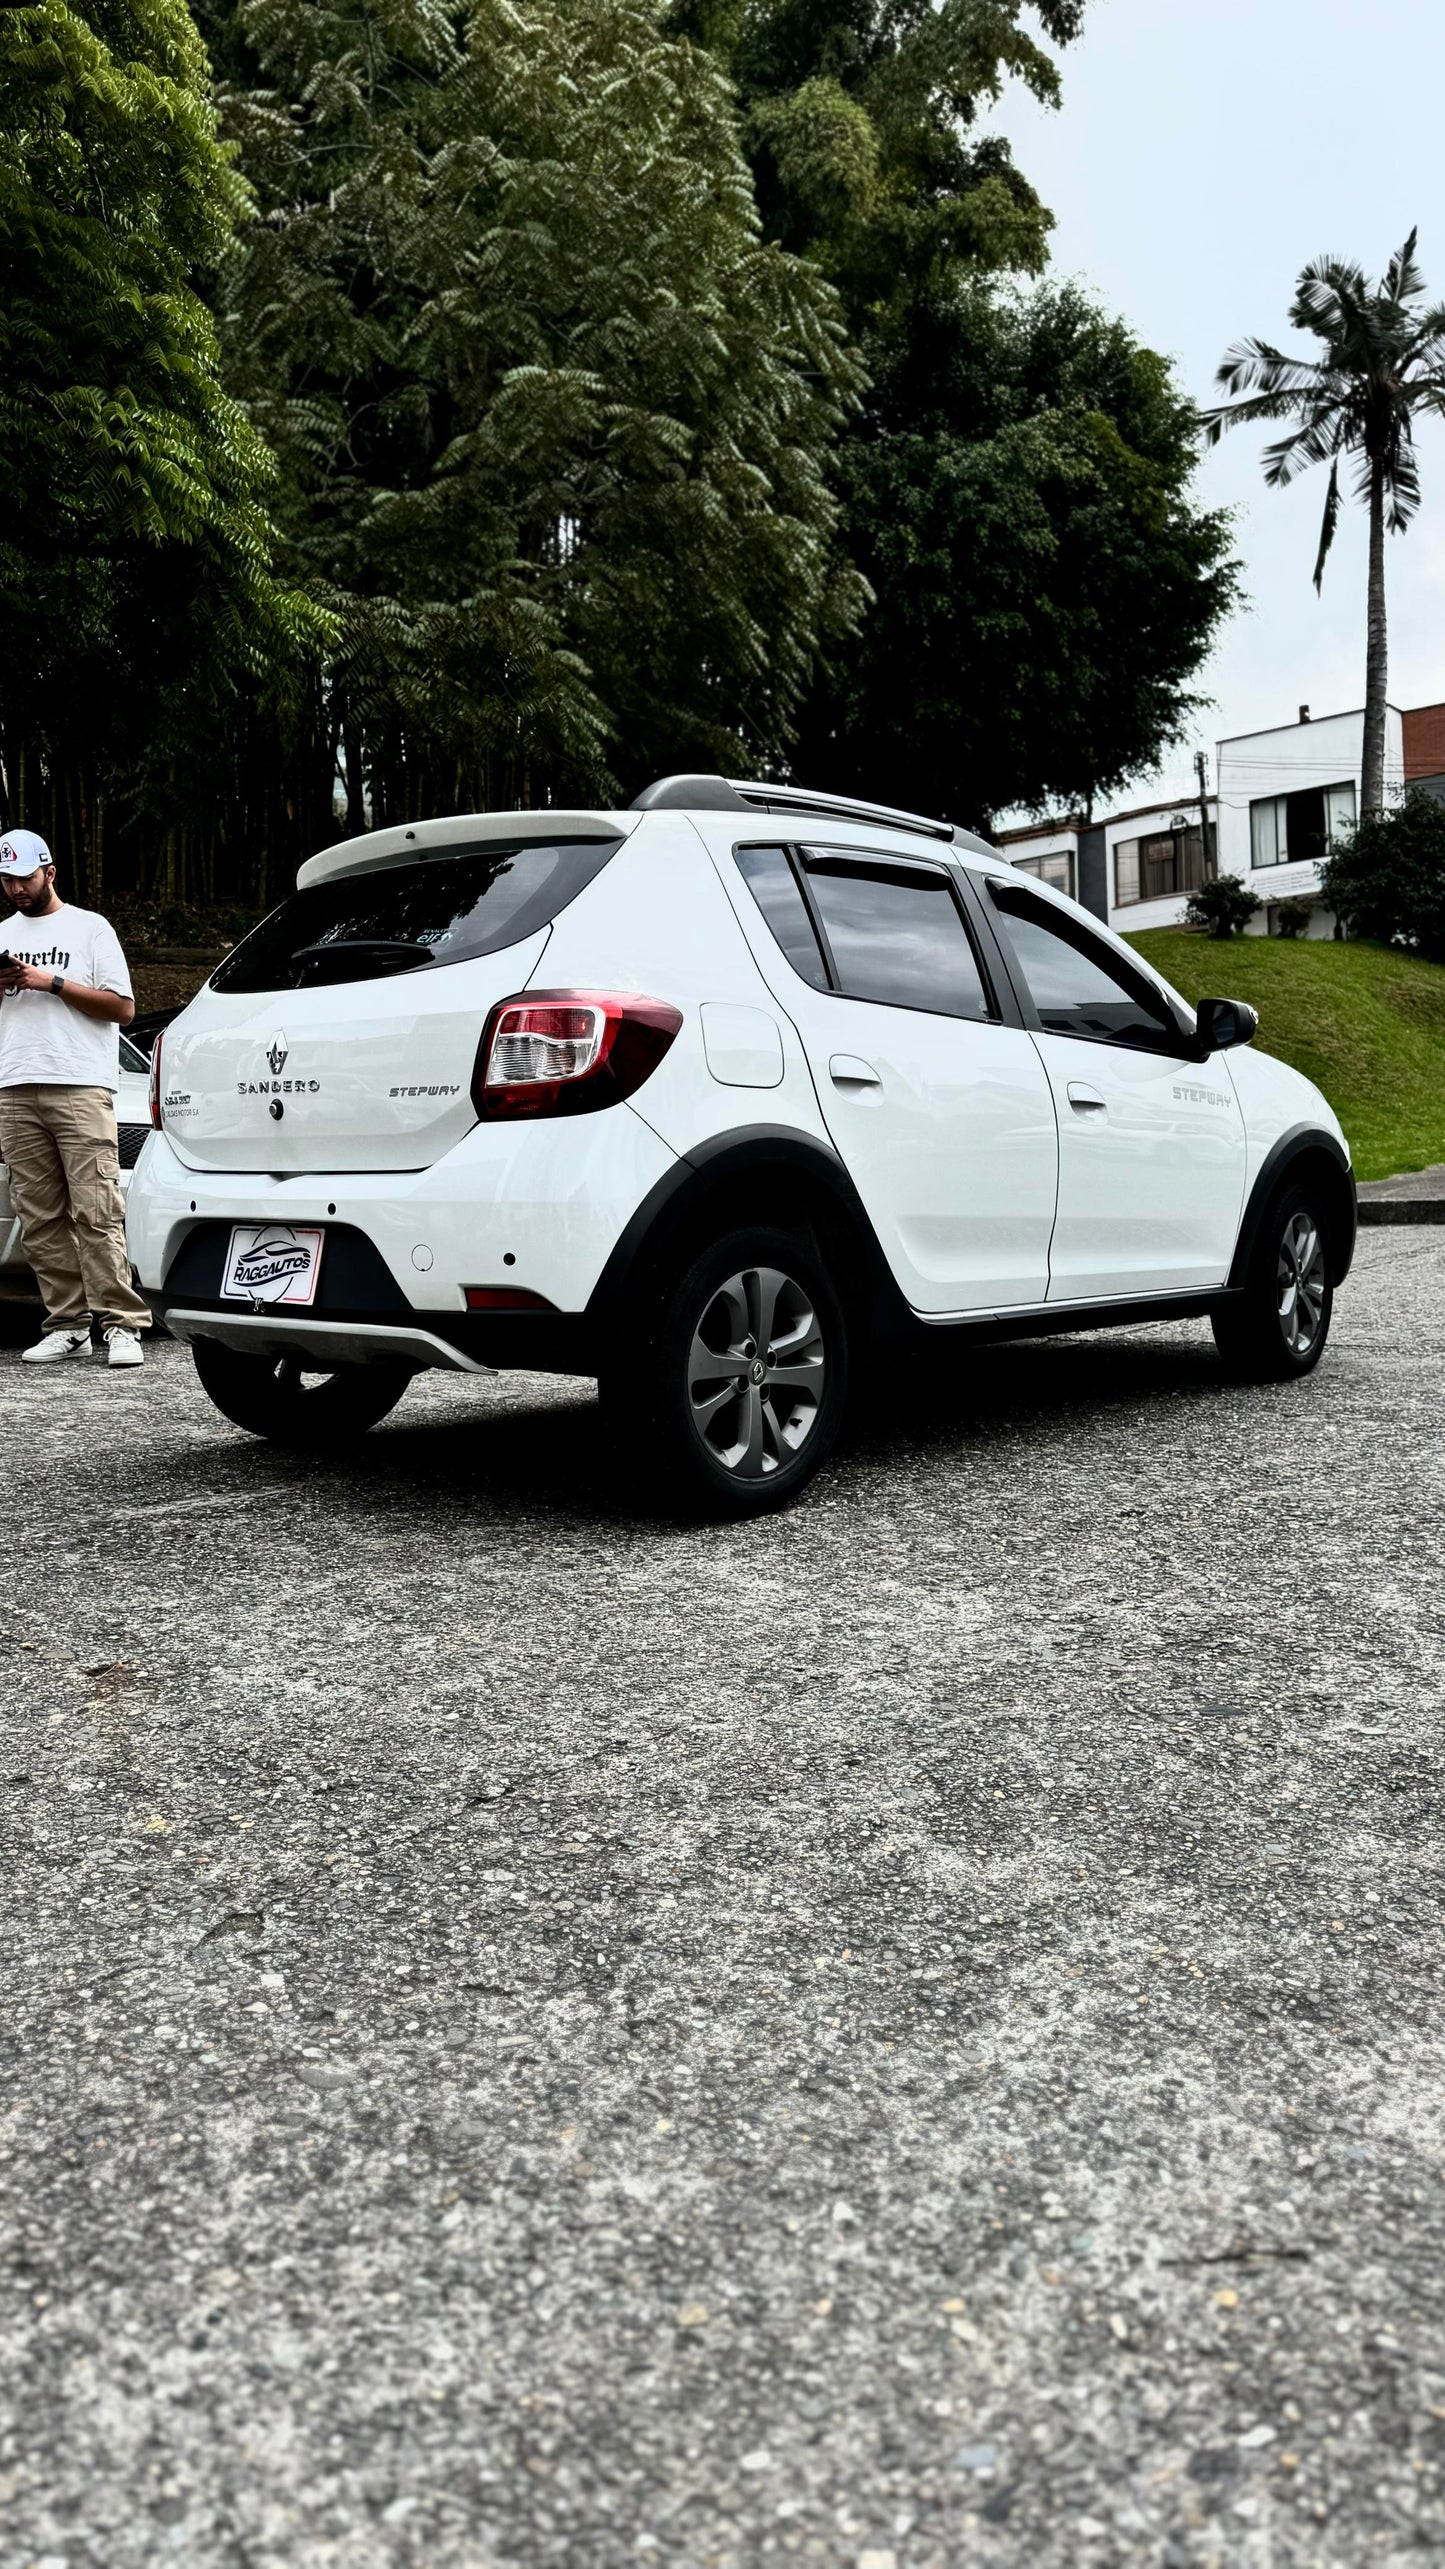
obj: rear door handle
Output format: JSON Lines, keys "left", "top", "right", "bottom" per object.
{"left": 1067, "top": 1081, "right": 1107, "bottom": 1115}
{"left": 829, "top": 1054, "right": 882, "bottom": 1088}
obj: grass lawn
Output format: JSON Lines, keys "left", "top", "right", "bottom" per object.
{"left": 1126, "top": 931, "right": 1445, "bottom": 1183}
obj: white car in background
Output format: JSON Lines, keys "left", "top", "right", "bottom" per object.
{"left": 0, "top": 1032, "right": 153, "bottom": 1293}
{"left": 128, "top": 775, "right": 1356, "bottom": 1513}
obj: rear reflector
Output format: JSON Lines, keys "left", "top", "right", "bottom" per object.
{"left": 464, "top": 1286, "right": 557, "bottom": 1312}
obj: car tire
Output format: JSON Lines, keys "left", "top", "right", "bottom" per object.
{"left": 191, "top": 1338, "right": 413, "bottom": 1448}
{"left": 1212, "top": 1181, "right": 1334, "bottom": 1382}
{"left": 607, "top": 1225, "right": 850, "bottom": 1518}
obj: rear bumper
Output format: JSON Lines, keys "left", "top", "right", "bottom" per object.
{"left": 128, "top": 1114, "right": 674, "bottom": 1372}
{"left": 151, "top": 1291, "right": 594, "bottom": 1375}
{"left": 159, "top": 1304, "right": 493, "bottom": 1372}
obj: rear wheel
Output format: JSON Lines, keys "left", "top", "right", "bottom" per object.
{"left": 1212, "top": 1182, "right": 1334, "bottom": 1382}
{"left": 192, "top": 1337, "right": 413, "bottom": 1448}
{"left": 604, "top": 1225, "right": 849, "bottom": 1517}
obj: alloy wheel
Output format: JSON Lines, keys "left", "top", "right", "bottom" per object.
{"left": 1277, "top": 1209, "right": 1327, "bottom": 1356}
{"left": 686, "top": 1265, "right": 825, "bottom": 1480}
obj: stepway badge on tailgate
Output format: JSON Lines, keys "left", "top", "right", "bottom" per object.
{"left": 222, "top": 1223, "right": 324, "bottom": 1306}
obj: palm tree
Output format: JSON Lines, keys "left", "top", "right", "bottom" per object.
{"left": 1204, "top": 232, "right": 1445, "bottom": 814}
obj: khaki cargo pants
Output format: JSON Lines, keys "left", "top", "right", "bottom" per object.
{"left": 0, "top": 1084, "right": 150, "bottom": 1335}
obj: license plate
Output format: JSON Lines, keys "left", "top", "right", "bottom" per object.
{"left": 222, "top": 1222, "right": 325, "bottom": 1306}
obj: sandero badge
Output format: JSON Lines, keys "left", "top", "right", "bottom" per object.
{"left": 233, "top": 1030, "right": 319, "bottom": 1102}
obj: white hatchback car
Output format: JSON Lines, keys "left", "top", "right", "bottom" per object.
{"left": 128, "top": 777, "right": 1355, "bottom": 1511}
{"left": 0, "top": 1032, "right": 153, "bottom": 1293}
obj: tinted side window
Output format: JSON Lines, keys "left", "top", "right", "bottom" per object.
{"left": 734, "top": 844, "right": 828, "bottom": 990}
{"left": 991, "top": 887, "right": 1179, "bottom": 1050}
{"left": 212, "top": 838, "right": 619, "bottom": 993}
{"left": 802, "top": 856, "right": 991, "bottom": 1020}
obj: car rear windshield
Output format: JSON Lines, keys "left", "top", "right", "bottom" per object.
{"left": 210, "top": 837, "right": 620, "bottom": 994}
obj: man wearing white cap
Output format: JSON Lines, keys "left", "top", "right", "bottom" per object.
{"left": 0, "top": 828, "right": 150, "bottom": 1366}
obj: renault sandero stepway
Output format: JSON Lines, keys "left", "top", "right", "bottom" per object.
{"left": 126, "top": 776, "right": 1355, "bottom": 1513}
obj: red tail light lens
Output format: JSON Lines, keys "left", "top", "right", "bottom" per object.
{"left": 473, "top": 990, "right": 683, "bottom": 1120}
{"left": 149, "top": 1029, "right": 164, "bottom": 1129}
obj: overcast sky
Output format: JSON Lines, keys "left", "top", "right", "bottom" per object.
{"left": 992, "top": 0, "right": 1445, "bottom": 798}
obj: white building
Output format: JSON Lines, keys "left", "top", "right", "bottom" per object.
{"left": 1000, "top": 697, "right": 1442, "bottom": 937}
{"left": 998, "top": 790, "right": 1218, "bottom": 934}
{"left": 1214, "top": 702, "right": 1400, "bottom": 939}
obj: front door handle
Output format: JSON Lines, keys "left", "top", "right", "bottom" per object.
{"left": 830, "top": 1054, "right": 882, "bottom": 1088}
{"left": 1067, "top": 1081, "right": 1107, "bottom": 1115}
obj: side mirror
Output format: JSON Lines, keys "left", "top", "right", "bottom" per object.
{"left": 1194, "top": 995, "right": 1258, "bottom": 1057}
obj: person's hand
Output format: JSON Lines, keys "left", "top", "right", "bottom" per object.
{"left": 0, "top": 961, "right": 53, "bottom": 993}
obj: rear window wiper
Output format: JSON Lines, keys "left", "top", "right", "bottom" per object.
{"left": 289, "top": 938, "right": 431, "bottom": 976}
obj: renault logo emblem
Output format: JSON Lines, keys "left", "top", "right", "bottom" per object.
{"left": 266, "top": 1036, "right": 289, "bottom": 1076}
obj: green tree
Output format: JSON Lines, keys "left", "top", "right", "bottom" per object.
{"left": 790, "top": 284, "right": 1238, "bottom": 826}
{"left": 1205, "top": 232, "right": 1445, "bottom": 818}
{"left": 206, "top": 0, "right": 864, "bottom": 828}
{"left": 0, "top": 0, "right": 315, "bottom": 900}
{"left": 1320, "top": 789, "right": 1445, "bottom": 961}
{"left": 682, "top": 0, "right": 1084, "bottom": 331}
{"left": 682, "top": 1, "right": 1233, "bottom": 825}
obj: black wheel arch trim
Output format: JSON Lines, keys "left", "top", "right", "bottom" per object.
{"left": 1228, "top": 1125, "right": 1356, "bottom": 1289}
{"left": 585, "top": 1123, "right": 910, "bottom": 1338}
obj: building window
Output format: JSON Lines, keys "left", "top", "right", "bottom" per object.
{"left": 1250, "top": 781, "right": 1355, "bottom": 869}
{"left": 1113, "top": 824, "right": 1215, "bottom": 910}
{"left": 1011, "top": 851, "right": 1074, "bottom": 899}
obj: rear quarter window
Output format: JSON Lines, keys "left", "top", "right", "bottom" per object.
{"left": 211, "top": 838, "right": 619, "bottom": 994}
{"left": 734, "top": 844, "right": 829, "bottom": 989}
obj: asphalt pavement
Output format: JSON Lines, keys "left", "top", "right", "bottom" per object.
{"left": 1, "top": 1230, "right": 1442, "bottom": 2569}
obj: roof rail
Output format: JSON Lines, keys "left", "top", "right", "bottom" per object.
{"left": 726, "top": 778, "right": 957, "bottom": 843}
{"left": 628, "top": 774, "right": 752, "bottom": 814}
{"left": 628, "top": 772, "right": 963, "bottom": 845}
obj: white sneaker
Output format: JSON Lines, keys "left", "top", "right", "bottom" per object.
{"left": 104, "top": 1328, "right": 145, "bottom": 1369}
{"left": 22, "top": 1329, "right": 91, "bottom": 1364}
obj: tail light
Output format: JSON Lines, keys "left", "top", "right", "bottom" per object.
{"left": 149, "top": 1030, "right": 164, "bottom": 1129}
{"left": 473, "top": 989, "right": 683, "bottom": 1120}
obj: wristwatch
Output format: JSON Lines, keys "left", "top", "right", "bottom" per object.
{"left": 50, "top": 974, "right": 64, "bottom": 996}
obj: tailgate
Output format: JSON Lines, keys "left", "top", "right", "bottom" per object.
{"left": 159, "top": 931, "right": 550, "bottom": 1173}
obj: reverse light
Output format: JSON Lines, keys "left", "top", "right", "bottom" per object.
{"left": 473, "top": 989, "right": 682, "bottom": 1120}
{"left": 149, "top": 1029, "right": 164, "bottom": 1129}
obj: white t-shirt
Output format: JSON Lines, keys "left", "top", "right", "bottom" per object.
{"left": 0, "top": 904, "right": 133, "bottom": 1092}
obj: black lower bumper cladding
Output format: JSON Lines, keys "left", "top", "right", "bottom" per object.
{"left": 154, "top": 1220, "right": 592, "bottom": 1373}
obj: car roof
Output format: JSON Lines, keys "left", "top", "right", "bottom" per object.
{"left": 294, "top": 779, "right": 1008, "bottom": 893}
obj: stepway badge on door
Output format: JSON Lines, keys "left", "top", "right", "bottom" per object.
{"left": 222, "top": 1223, "right": 325, "bottom": 1305}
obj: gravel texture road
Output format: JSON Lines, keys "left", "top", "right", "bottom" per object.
{"left": 1, "top": 1229, "right": 1441, "bottom": 2569}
